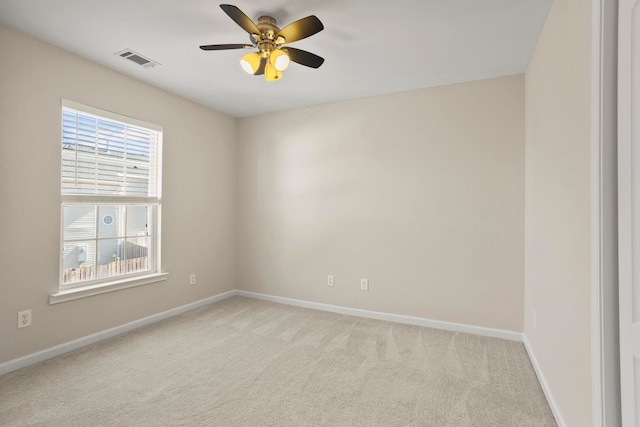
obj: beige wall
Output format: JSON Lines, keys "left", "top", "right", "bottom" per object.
{"left": 1, "top": 14, "right": 595, "bottom": 424}
{"left": 523, "top": 0, "right": 592, "bottom": 425}
{"left": 237, "top": 75, "right": 525, "bottom": 332}
{"left": 0, "top": 24, "right": 236, "bottom": 365}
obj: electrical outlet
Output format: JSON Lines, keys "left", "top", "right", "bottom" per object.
{"left": 360, "top": 279, "right": 369, "bottom": 291}
{"left": 17, "top": 310, "right": 31, "bottom": 329}
{"left": 189, "top": 274, "right": 196, "bottom": 285}
{"left": 533, "top": 309, "right": 537, "bottom": 328}
{"left": 327, "top": 275, "right": 334, "bottom": 287}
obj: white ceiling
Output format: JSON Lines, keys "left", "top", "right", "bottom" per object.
{"left": 0, "top": 0, "right": 551, "bottom": 118}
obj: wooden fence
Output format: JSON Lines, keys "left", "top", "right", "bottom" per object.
{"left": 63, "top": 257, "right": 148, "bottom": 284}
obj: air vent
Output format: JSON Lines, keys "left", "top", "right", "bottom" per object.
{"left": 114, "top": 49, "right": 160, "bottom": 68}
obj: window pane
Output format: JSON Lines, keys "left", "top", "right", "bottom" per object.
{"left": 97, "top": 119, "right": 125, "bottom": 161}
{"left": 63, "top": 205, "right": 96, "bottom": 241}
{"left": 62, "top": 241, "right": 96, "bottom": 284}
{"left": 126, "top": 205, "right": 149, "bottom": 237}
{"left": 125, "top": 237, "right": 150, "bottom": 274}
{"left": 97, "top": 238, "right": 125, "bottom": 278}
{"left": 61, "top": 149, "right": 77, "bottom": 188}
{"left": 61, "top": 107, "right": 159, "bottom": 197}
{"left": 98, "top": 205, "right": 124, "bottom": 239}
{"left": 95, "top": 158, "right": 124, "bottom": 195}
{"left": 60, "top": 102, "right": 161, "bottom": 288}
{"left": 125, "top": 164, "right": 150, "bottom": 196}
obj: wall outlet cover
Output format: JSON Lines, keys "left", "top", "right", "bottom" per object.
{"left": 18, "top": 310, "right": 32, "bottom": 328}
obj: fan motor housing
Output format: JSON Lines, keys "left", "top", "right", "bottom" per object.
{"left": 256, "top": 16, "right": 280, "bottom": 38}
{"left": 251, "top": 16, "right": 281, "bottom": 55}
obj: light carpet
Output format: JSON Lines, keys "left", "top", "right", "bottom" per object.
{"left": 0, "top": 296, "right": 556, "bottom": 426}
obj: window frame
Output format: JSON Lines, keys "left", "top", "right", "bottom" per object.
{"left": 52, "top": 99, "right": 165, "bottom": 302}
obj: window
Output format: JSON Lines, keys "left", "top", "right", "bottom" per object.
{"left": 59, "top": 100, "right": 162, "bottom": 292}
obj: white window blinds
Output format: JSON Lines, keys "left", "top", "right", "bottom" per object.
{"left": 59, "top": 100, "right": 163, "bottom": 289}
{"left": 61, "top": 101, "right": 161, "bottom": 198}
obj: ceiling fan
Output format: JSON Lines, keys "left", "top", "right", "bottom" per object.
{"left": 200, "top": 4, "right": 325, "bottom": 81}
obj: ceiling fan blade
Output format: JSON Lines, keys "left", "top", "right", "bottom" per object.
{"left": 276, "top": 16, "right": 324, "bottom": 43}
{"left": 200, "top": 44, "right": 253, "bottom": 51}
{"left": 255, "top": 57, "right": 267, "bottom": 75}
{"left": 285, "top": 47, "right": 324, "bottom": 69}
{"left": 220, "top": 4, "right": 260, "bottom": 35}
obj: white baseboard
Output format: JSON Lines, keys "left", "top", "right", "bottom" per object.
{"left": 0, "top": 290, "right": 237, "bottom": 376}
{"left": 236, "top": 290, "right": 523, "bottom": 342}
{"left": 0, "top": 289, "right": 566, "bottom": 427}
{"left": 522, "top": 334, "right": 566, "bottom": 427}
{"left": 1, "top": 289, "right": 524, "bottom": 377}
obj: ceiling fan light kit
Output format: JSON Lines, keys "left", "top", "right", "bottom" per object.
{"left": 271, "top": 49, "right": 290, "bottom": 71}
{"left": 200, "top": 4, "right": 324, "bottom": 82}
{"left": 265, "top": 63, "right": 282, "bottom": 81}
{"left": 240, "top": 52, "right": 262, "bottom": 74}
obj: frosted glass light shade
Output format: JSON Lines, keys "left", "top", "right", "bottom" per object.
{"left": 270, "top": 49, "right": 290, "bottom": 71}
{"left": 265, "top": 63, "right": 282, "bottom": 81}
{"left": 240, "top": 52, "right": 261, "bottom": 74}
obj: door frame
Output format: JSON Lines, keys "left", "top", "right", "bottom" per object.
{"left": 591, "top": 0, "right": 619, "bottom": 426}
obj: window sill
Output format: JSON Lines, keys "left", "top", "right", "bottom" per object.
{"left": 49, "top": 272, "right": 169, "bottom": 305}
